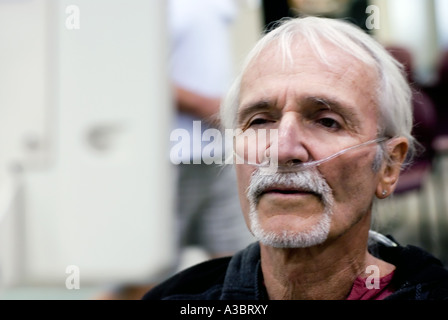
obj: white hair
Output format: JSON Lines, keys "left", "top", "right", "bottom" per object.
{"left": 220, "top": 16, "right": 416, "bottom": 165}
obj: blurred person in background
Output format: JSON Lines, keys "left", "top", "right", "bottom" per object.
{"left": 168, "top": 0, "right": 252, "bottom": 268}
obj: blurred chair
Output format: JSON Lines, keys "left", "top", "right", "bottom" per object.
{"left": 428, "top": 50, "right": 448, "bottom": 154}
{"left": 386, "top": 46, "right": 438, "bottom": 194}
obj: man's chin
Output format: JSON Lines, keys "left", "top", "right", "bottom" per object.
{"left": 256, "top": 229, "right": 330, "bottom": 249}
{"left": 256, "top": 194, "right": 326, "bottom": 219}
{"left": 249, "top": 211, "right": 332, "bottom": 249}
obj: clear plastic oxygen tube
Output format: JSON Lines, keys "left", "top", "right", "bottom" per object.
{"left": 234, "top": 137, "right": 388, "bottom": 173}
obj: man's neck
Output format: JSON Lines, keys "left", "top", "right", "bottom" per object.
{"left": 259, "top": 232, "right": 395, "bottom": 300}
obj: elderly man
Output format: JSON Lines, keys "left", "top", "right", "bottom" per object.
{"left": 143, "top": 17, "right": 448, "bottom": 300}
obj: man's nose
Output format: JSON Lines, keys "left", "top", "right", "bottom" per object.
{"left": 275, "top": 114, "right": 310, "bottom": 166}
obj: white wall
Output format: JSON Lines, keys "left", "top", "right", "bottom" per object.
{"left": 0, "top": 0, "right": 175, "bottom": 294}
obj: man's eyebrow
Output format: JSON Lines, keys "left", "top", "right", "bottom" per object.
{"left": 237, "top": 100, "right": 272, "bottom": 125}
{"left": 307, "top": 96, "right": 360, "bottom": 120}
{"left": 306, "top": 96, "right": 352, "bottom": 112}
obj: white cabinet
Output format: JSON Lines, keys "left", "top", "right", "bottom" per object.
{"left": 0, "top": 0, "right": 175, "bottom": 290}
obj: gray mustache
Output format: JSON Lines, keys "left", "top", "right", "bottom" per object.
{"left": 247, "top": 169, "right": 333, "bottom": 207}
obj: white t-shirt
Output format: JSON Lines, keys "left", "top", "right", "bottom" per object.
{"left": 168, "top": 0, "right": 237, "bottom": 162}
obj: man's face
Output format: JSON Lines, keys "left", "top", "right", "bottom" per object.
{"left": 235, "top": 40, "right": 382, "bottom": 247}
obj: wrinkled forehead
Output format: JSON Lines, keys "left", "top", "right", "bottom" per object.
{"left": 242, "top": 36, "right": 379, "bottom": 83}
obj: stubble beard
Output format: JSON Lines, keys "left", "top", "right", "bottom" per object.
{"left": 247, "top": 168, "right": 334, "bottom": 249}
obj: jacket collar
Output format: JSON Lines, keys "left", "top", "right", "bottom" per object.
{"left": 219, "top": 238, "right": 448, "bottom": 300}
{"left": 220, "top": 242, "right": 265, "bottom": 300}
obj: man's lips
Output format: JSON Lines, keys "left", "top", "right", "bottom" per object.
{"left": 259, "top": 186, "right": 317, "bottom": 197}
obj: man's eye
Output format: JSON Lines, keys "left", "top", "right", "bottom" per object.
{"left": 317, "top": 117, "right": 341, "bottom": 129}
{"left": 248, "top": 118, "right": 270, "bottom": 127}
